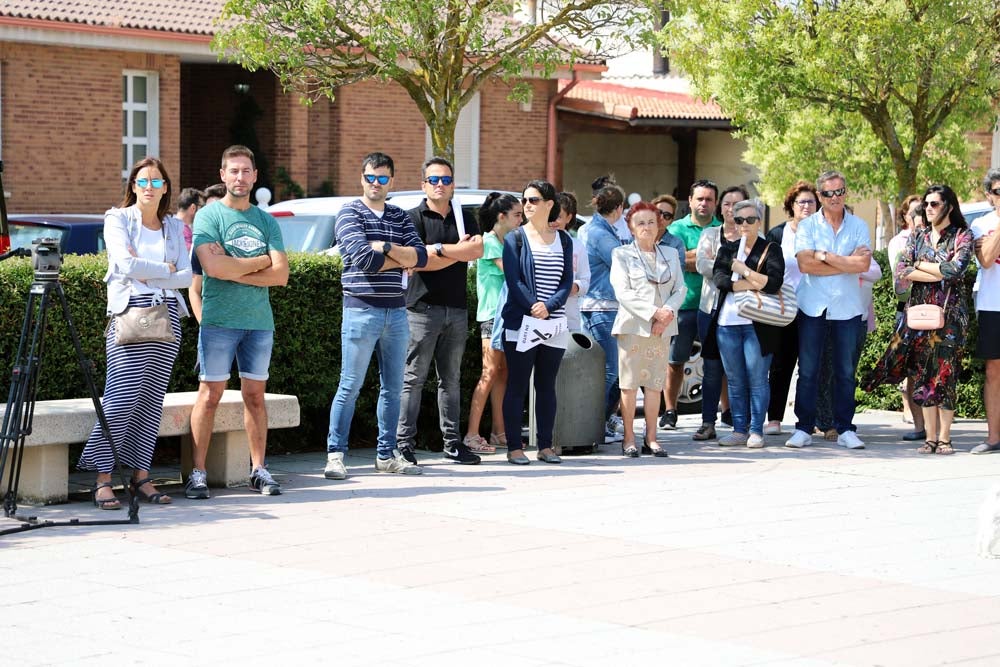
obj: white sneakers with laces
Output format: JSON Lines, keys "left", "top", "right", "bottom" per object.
{"left": 837, "top": 431, "right": 865, "bottom": 450}
{"left": 784, "top": 429, "right": 813, "bottom": 448}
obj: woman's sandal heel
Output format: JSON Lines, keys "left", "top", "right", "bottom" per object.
{"left": 131, "top": 477, "right": 172, "bottom": 504}
{"left": 936, "top": 440, "right": 955, "bottom": 455}
{"left": 93, "top": 482, "right": 121, "bottom": 510}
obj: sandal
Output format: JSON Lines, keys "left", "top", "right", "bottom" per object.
{"left": 823, "top": 428, "right": 839, "bottom": 442}
{"left": 917, "top": 440, "right": 939, "bottom": 454}
{"left": 936, "top": 441, "right": 955, "bottom": 455}
{"left": 93, "top": 482, "right": 121, "bottom": 510}
{"left": 131, "top": 477, "right": 172, "bottom": 504}
{"left": 621, "top": 442, "right": 639, "bottom": 458}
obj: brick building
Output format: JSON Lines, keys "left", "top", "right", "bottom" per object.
{"left": 0, "top": 1, "right": 597, "bottom": 213}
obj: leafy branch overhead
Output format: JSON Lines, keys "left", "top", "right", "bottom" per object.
{"left": 662, "top": 0, "right": 1000, "bottom": 206}
{"left": 214, "top": 0, "right": 659, "bottom": 160}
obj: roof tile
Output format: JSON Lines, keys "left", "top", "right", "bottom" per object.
{"left": 2, "top": 0, "right": 226, "bottom": 35}
{"left": 559, "top": 79, "right": 727, "bottom": 121}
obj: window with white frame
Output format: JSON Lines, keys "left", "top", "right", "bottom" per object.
{"left": 122, "top": 71, "right": 159, "bottom": 179}
{"left": 426, "top": 92, "right": 480, "bottom": 188}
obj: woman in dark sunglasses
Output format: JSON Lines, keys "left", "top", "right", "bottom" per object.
{"left": 78, "top": 157, "right": 192, "bottom": 509}
{"left": 865, "top": 184, "right": 974, "bottom": 455}
{"left": 500, "top": 180, "right": 574, "bottom": 464}
{"left": 708, "top": 200, "right": 785, "bottom": 448}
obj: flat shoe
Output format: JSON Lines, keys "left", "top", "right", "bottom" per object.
{"left": 507, "top": 452, "right": 531, "bottom": 465}
{"left": 971, "top": 441, "right": 1000, "bottom": 454}
{"left": 902, "top": 429, "right": 927, "bottom": 442}
{"left": 537, "top": 450, "right": 562, "bottom": 464}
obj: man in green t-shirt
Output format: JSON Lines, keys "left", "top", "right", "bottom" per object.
{"left": 662, "top": 179, "right": 720, "bottom": 429}
{"left": 187, "top": 145, "right": 288, "bottom": 499}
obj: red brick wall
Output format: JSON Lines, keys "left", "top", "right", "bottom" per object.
{"left": 1, "top": 42, "right": 179, "bottom": 213}
{"left": 331, "top": 81, "right": 427, "bottom": 194}
{"left": 968, "top": 128, "right": 995, "bottom": 198}
{"left": 479, "top": 78, "right": 552, "bottom": 191}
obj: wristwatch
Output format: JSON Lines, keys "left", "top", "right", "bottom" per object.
{"left": 817, "top": 250, "right": 828, "bottom": 262}
{"left": 743, "top": 268, "right": 751, "bottom": 278}
{"left": 381, "top": 241, "right": 393, "bottom": 256}
{"left": 433, "top": 242, "right": 444, "bottom": 258}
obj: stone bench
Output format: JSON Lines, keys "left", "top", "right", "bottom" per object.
{"left": 0, "top": 390, "right": 300, "bottom": 504}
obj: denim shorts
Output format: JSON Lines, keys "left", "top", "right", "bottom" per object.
{"left": 668, "top": 308, "right": 699, "bottom": 365}
{"left": 197, "top": 324, "right": 274, "bottom": 382}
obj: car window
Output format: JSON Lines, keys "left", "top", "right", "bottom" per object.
{"left": 275, "top": 215, "right": 338, "bottom": 252}
{"left": 10, "top": 223, "right": 66, "bottom": 250}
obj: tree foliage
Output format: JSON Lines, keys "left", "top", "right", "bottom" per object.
{"left": 662, "top": 0, "right": 1000, "bottom": 207}
{"left": 214, "top": 0, "right": 658, "bottom": 161}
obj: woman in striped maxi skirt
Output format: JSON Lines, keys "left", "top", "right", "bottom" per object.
{"left": 80, "top": 157, "right": 192, "bottom": 509}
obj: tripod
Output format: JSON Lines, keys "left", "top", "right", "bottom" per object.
{"left": 0, "top": 247, "right": 138, "bottom": 535}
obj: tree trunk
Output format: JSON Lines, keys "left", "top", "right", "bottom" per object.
{"left": 427, "top": 113, "right": 458, "bottom": 164}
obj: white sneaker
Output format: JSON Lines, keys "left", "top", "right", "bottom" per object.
{"left": 375, "top": 449, "right": 423, "bottom": 475}
{"left": 719, "top": 432, "right": 749, "bottom": 446}
{"left": 837, "top": 431, "right": 865, "bottom": 450}
{"left": 785, "top": 429, "right": 813, "bottom": 448}
{"left": 324, "top": 452, "right": 347, "bottom": 480}
{"left": 764, "top": 421, "right": 782, "bottom": 435}
{"left": 747, "top": 433, "right": 765, "bottom": 448}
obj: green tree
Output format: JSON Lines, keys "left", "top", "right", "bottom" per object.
{"left": 662, "top": 0, "right": 1000, "bottom": 208}
{"left": 214, "top": 0, "right": 657, "bottom": 162}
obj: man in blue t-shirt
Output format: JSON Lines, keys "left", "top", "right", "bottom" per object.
{"left": 186, "top": 145, "right": 288, "bottom": 499}
{"left": 323, "top": 152, "right": 429, "bottom": 481}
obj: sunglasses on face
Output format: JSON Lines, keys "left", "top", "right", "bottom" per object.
{"left": 522, "top": 196, "right": 544, "bottom": 205}
{"left": 658, "top": 209, "right": 675, "bottom": 220}
{"left": 819, "top": 187, "right": 847, "bottom": 198}
{"left": 924, "top": 200, "right": 945, "bottom": 209}
{"left": 733, "top": 216, "right": 760, "bottom": 225}
{"left": 424, "top": 175, "right": 454, "bottom": 186}
{"left": 135, "top": 178, "right": 165, "bottom": 188}
{"left": 989, "top": 187, "right": 1000, "bottom": 196}
{"left": 363, "top": 174, "right": 391, "bottom": 185}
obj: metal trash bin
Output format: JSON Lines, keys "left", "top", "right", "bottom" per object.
{"left": 529, "top": 331, "right": 606, "bottom": 454}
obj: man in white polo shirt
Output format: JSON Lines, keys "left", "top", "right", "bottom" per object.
{"left": 971, "top": 168, "right": 1000, "bottom": 454}
{"left": 785, "top": 170, "right": 872, "bottom": 450}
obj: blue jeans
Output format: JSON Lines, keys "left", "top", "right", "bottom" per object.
{"left": 327, "top": 306, "right": 410, "bottom": 457}
{"left": 794, "top": 312, "right": 863, "bottom": 435}
{"left": 583, "top": 310, "right": 619, "bottom": 419}
{"left": 397, "top": 303, "right": 467, "bottom": 450}
{"left": 716, "top": 324, "right": 772, "bottom": 435}
{"left": 697, "top": 310, "right": 724, "bottom": 425}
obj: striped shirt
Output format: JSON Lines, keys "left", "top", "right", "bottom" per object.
{"left": 530, "top": 235, "right": 567, "bottom": 319}
{"left": 336, "top": 199, "right": 428, "bottom": 308}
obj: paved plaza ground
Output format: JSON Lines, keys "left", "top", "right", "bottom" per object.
{"left": 2, "top": 409, "right": 999, "bottom": 666}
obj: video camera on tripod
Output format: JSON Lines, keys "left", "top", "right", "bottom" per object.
{"left": 0, "top": 160, "right": 138, "bottom": 535}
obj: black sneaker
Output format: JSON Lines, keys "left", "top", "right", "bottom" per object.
{"left": 398, "top": 445, "right": 418, "bottom": 465}
{"left": 720, "top": 410, "right": 734, "bottom": 427}
{"left": 249, "top": 466, "right": 281, "bottom": 496}
{"left": 659, "top": 409, "right": 678, "bottom": 430}
{"left": 443, "top": 443, "right": 481, "bottom": 465}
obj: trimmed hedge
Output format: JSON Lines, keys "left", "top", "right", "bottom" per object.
{"left": 0, "top": 253, "right": 487, "bottom": 453}
{"left": 2, "top": 249, "right": 985, "bottom": 455}
{"left": 855, "top": 249, "right": 984, "bottom": 418}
